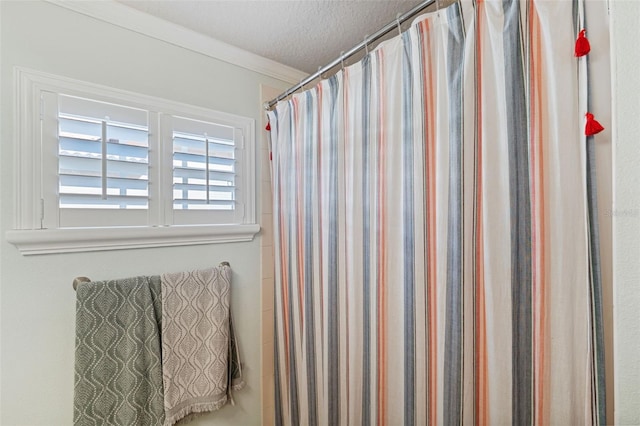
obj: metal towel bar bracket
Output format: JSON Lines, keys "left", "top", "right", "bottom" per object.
{"left": 72, "top": 276, "right": 91, "bottom": 291}
{"left": 73, "top": 261, "right": 231, "bottom": 291}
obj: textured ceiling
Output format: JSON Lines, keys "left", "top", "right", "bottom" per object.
{"left": 115, "top": 1, "right": 423, "bottom": 74}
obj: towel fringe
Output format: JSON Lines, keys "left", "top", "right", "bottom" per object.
{"left": 164, "top": 397, "right": 229, "bottom": 426}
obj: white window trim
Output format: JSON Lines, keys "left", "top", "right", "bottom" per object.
{"left": 5, "top": 225, "right": 261, "bottom": 255}
{"left": 7, "top": 67, "right": 259, "bottom": 255}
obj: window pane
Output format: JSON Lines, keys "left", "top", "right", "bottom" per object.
{"left": 173, "top": 168, "right": 235, "bottom": 187}
{"left": 60, "top": 194, "right": 148, "bottom": 209}
{"left": 106, "top": 141, "right": 148, "bottom": 163}
{"left": 209, "top": 140, "right": 234, "bottom": 159}
{"left": 59, "top": 155, "right": 102, "bottom": 177}
{"left": 60, "top": 176, "right": 148, "bottom": 198}
{"left": 59, "top": 117, "right": 101, "bottom": 141}
{"left": 60, "top": 137, "right": 101, "bottom": 158}
{"left": 174, "top": 135, "right": 205, "bottom": 155}
{"left": 107, "top": 124, "right": 148, "bottom": 148}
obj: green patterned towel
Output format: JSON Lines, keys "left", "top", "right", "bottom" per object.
{"left": 74, "top": 276, "right": 165, "bottom": 426}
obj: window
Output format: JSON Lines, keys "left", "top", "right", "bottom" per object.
{"left": 52, "top": 94, "right": 151, "bottom": 227}
{"left": 7, "top": 68, "right": 258, "bottom": 254}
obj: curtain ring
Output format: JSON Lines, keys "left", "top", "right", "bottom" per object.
{"left": 396, "top": 12, "right": 402, "bottom": 36}
{"left": 364, "top": 34, "right": 370, "bottom": 55}
{"left": 317, "top": 65, "right": 323, "bottom": 80}
{"left": 436, "top": 0, "right": 441, "bottom": 15}
{"left": 340, "top": 51, "right": 345, "bottom": 71}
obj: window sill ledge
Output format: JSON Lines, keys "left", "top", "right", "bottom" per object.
{"left": 5, "top": 224, "right": 261, "bottom": 255}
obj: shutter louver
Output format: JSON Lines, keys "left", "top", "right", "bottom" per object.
{"left": 58, "top": 95, "right": 149, "bottom": 210}
{"left": 172, "top": 117, "right": 236, "bottom": 211}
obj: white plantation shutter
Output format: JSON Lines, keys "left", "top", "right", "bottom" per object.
{"left": 58, "top": 96, "right": 149, "bottom": 210}
{"left": 48, "top": 95, "right": 151, "bottom": 227}
{"left": 169, "top": 116, "right": 244, "bottom": 225}
{"left": 172, "top": 116, "right": 235, "bottom": 210}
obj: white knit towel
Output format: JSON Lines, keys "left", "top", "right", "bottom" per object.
{"left": 160, "top": 265, "right": 244, "bottom": 426}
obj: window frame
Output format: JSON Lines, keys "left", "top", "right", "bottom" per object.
{"left": 6, "top": 67, "right": 259, "bottom": 255}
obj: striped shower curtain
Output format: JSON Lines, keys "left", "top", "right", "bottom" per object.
{"left": 267, "top": 0, "right": 606, "bottom": 424}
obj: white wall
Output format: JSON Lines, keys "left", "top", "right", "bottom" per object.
{"left": 0, "top": 1, "right": 290, "bottom": 424}
{"left": 611, "top": 1, "right": 640, "bottom": 424}
{"left": 2, "top": 1, "right": 636, "bottom": 425}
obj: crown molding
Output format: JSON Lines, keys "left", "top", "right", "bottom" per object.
{"left": 45, "top": 0, "right": 307, "bottom": 85}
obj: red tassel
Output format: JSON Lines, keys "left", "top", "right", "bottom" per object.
{"left": 585, "top": 112, "right": 604, "bottom": 136}
{"left": 575, "top": 29, "right": 591, "bottom": 57}
{"left": 265, "top": 122, "right": 271, "bottom": 131}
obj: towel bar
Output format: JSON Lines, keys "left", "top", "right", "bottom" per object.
{"left": 72, "top": 276, "right": 91, "bottom": 291}
{"left": 73, "top": 261, "right": 231, "bottom": 291}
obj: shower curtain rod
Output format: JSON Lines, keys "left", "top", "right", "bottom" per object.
{"left": 264, "top": 0, "right": 438, "bottom": 110}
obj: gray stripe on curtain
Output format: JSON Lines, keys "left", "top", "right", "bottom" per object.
{"left": 587, "top": 133, "right": 606, "bottom": 426}
{"left": 361, "top": 54, "right": 373, "bottom": 426}
{"left": 327, "top": 75, "right": 341, "bottom": 426}
{"left": 503, "top": 0, "right": 533, "bottom": 424}
{"left": 304, "top": 91, "right": 319, "bottom": 426}
{"left": 286, "top": 105, "right": 301, "bottom": 426}
{"left": 443, "top": 3, "right": 466, "bottom": 425}
{"left": 373, "top": 48, "right": 383, "bottom": 426}
{"left": 401, "top": 30, "right": 416, "bottom": 426}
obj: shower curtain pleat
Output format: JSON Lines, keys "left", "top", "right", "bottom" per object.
{"left": 268, "top": 0, "right": 607, "bottom": 424}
